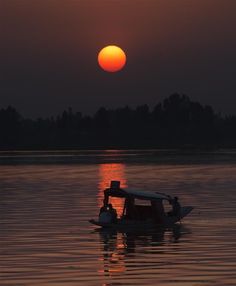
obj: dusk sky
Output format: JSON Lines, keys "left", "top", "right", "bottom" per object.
{"left": 1, "top": 0, "right": 236, "bottom": 117}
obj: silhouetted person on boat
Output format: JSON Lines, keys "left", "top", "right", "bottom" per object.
{"left": 98, "top": 200, "right": 111, "bottom": 223}
{"left": 99, "top": 199, "right": 108, "bottom": 215}
{"left": 169, "top": 197, "right": 181, "bottom": 217}
{"left": 99, "top": 205, "right": 107, "bottom": 216}
{"left": 98, "top": 202, "right": 117, "bottom": 223}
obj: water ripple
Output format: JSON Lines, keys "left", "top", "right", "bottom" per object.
{"left": 1, "top": 157, "right": 236, "bottom": 285}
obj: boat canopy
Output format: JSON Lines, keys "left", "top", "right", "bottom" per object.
{"left": 104, "top": 188, "right": 171, "bottom": 201}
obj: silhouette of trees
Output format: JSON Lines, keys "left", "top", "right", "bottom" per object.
{"left": 0, "top": 106, "right": 22, "bottom": 148}
{"left": 0, "top": 94, "right": 236, "bottom": 150}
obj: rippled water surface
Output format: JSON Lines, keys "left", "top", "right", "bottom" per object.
{"left": 1, "top": 150, "right": 236, "bottom": 286}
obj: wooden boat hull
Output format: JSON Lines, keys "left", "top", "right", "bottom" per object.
{"left": 89, "top": 206, "right": 193, "bottom": 229}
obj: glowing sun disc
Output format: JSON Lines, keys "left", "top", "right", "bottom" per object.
{"left": 98, "top": 45, "right": 126, "bottom": 72}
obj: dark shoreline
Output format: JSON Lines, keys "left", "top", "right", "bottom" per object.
{"left": 1, "top": 149, "right": 236, "bottom": 165}
{"left": 1, "top": 94, "right": 236, "bottom": 151}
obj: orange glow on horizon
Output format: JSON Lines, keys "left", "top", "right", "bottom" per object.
{"left": 98, "top": 45, "right": 126, "bottom": 72}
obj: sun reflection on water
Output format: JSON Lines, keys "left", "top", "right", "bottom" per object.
{"left": 98, "top": 163, "right": 127, "bottom": 217}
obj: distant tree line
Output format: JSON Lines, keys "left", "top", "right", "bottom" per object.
{"left": 1, "top": 94, "right": 236, "bottom": 150}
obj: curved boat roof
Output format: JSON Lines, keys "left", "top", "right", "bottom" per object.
{"left": 104, "top": 188, "right": 171, "bottom": 201}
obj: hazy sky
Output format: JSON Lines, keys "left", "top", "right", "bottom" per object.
{"left": 1, "top": 0, "right": 236, "bottom": 117}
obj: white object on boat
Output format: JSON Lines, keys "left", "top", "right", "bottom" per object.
{"left": 99, "top": 212, "right": 112, "bottom": 224}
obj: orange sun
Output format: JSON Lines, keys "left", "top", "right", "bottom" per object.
{"left": 98, "top": 45, "right": 126, "bottom": 72}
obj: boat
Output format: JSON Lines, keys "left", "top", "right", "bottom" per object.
{"left": 89, "top": 181, "right": 193, "bottom": 229}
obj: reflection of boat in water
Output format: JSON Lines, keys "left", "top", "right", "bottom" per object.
{"left": 96, "top": 224, "right": 189, "bottom": 276}
{"left": 90, "top": 181, "right": 193, "bottom": 230}
{"left": 97, "top": 224, "right": 186, "bottom": 249}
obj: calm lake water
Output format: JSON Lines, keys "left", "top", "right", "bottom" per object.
{"left": 1, "top": 150, "right": 236, "bottom": 286}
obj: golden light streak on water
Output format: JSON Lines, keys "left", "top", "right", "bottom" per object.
{"left": 98, "top": 163, "right": 127, "bottom": 217}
